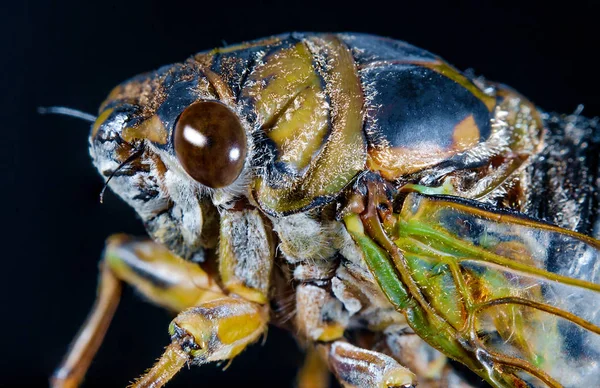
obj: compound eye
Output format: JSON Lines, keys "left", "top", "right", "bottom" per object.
{"left": 174, "top": 101, "right": 247, "bottom": 188}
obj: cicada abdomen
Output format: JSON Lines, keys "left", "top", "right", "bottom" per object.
{"left": 528, "top": 112, "right": 600, "bottom": 236}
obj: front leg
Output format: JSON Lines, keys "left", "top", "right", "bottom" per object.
{"left": 52, "top": 234, "right": 224, "bottom": 388}
{"left": 52, "top": 259, "right": 121, "bottom": 388}
{"left": 218, "top": 206, "right": 275, "bottom": 304}
{"left": 131, "top": 206, "right": 275, "bottom": 387}
{"left": 132, "top": 296, "right": 268, "bottom": 388}
{"left": 55, "top": 204, "right": 276, "bottom": 387}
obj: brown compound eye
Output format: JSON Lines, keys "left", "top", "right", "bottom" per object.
{"left": 174, "top": 101, "right": 247, "bottom": 188}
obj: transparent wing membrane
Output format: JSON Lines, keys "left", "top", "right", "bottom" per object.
{"left": 394, "top": 192, "right": 600, "bottom": 387}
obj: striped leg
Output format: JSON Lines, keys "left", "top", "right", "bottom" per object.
{"left": 51, "top": 234, "right": 224, "bottom": 388}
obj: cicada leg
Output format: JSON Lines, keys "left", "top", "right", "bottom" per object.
{"left": 51, "top": 234, "right": 225, "bottom": 388}
{"left": 131, "top": 296, "right": 268, "bottom": 388}
{"left": 218, "top": 206, "right": 275, "bottom": 304}
{"left": 381, "top": 329, "right": 480, "bottom": 387}
{"left": 51, "top": 257, "right": 121, "bottom": 388}
{"left": 130, "top": 207, "right": 275, "bottom": 387}
{"left": 296, "top": 341, "right": 418, "bottom": 388}
{"left": 294, "top": 283, "right": 418, "bottom": 387}
{"left": 297, "top": 346, "right": 330, "bottom": 388}
{"left": 383, "top": 329, "right": 448, "bottom": 382}
{"left": 323, "top": 341, "right": 416, "bottom": 388}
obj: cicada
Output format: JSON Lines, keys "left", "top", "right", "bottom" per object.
{"left": 51, "top": 33, "right": 600, "bottom": 388}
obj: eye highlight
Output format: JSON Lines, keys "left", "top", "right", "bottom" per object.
{"left": 174, "top": 101, "right": 247, "bottom": 188}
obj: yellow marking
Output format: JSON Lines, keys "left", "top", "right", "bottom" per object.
{"left": 225, "top": 283, "right": 268, "bottom": 304}
{"left": 217, "top": 313, "right": 263, "bottom": 345}
{"left": 99, "top": 86, "right": 123, "bottom": 111}
{"left": 367, "top": 145, "right": 452, "bottom": 179}
{"left": 211, "top": 36, "right": 281, "bottom": 54}
{"left": 244, "top": 42, "right": 318, "bottom": 126}
{"left": 268, "top": 85, "right": 329, "bottom": 171}
{"left": 367, "top": 115, "right": 480, "bottom": 180}
{"left": 105, "top": 236, "right": 223, "bottom": 312}
{"left": 301, "top": 35, "right": 366, "bottom": 196}
{"left": 452, "top": 114, "right": 480, "bottom": 150}
{"left": 202, "top": 68, "right": 235, "bottom": 105}
{"left": 316, "top": 324, "right": 345, "bottom": 342}
{"left": 173, "top": 297, "right": 267, "bottom": 362}
{"left": 91, "top": 108, "right": 114, "bottom": 138}
{"left": 122, "top": 114, "right": 168, "bottom": 144}
{"left": 243, "top": 41, "right": 330, "bottom": 172}
{"left": 255, "top": 35, "right": 366, "bottom": 213}
{"left": 218, "top": 233, "right": 236, "bottom": 285}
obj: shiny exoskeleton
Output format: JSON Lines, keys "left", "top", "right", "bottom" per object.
{"left": 53, "top": 33, "right": 600, "bottom": 388}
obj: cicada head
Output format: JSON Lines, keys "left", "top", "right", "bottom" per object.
{"left": 89, "top": 61, "right": 254, "bottom": 260}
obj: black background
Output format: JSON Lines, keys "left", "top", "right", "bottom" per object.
{"left": 4, "top": 1, "right": 600, "bottom": 387}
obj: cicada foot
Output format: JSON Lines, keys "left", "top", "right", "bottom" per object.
{"left": 51, "top": 234, "right": 225, "bottom": 388}
{"left": 131, "top": 296, "right": 268, "bottom": 388}
{"left": 324, "top": 341, "right": 417, "bottom": 388}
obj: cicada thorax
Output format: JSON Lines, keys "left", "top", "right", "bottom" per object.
{"left": 420, "top": 83, "right": 546, "bottom": 211}
{"left": 360, "top": 60, "right": 496, "bottom": 179}
{"left": 237, "top": 34, "right": 367, "bottom": 216}
{"left": 201, "top": 33, "right": 546, "bottom": 217}
{"left": 349, "top": 35, "right": 545, "bottom": 211}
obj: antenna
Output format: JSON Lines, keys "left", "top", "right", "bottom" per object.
{"left": 37, "top": 106, "right": 97, "bottom": 123}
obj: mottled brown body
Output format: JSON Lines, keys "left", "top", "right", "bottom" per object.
{"left": 53, "top": 33, "right": 600, "bottom": 388}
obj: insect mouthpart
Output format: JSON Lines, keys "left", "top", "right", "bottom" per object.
{"left": 89, "top": 106, "right": 169, "bottom": 219}
{"left": 90, "top": 107, "right": 142, "bottom": 178}
{"left": 98, "top": 147, "right": 145, "bottom": 204}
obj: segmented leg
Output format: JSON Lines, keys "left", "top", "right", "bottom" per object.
{"left": 56, "top": 206, "right": 275, "bottom": 388}
{"left": 51, "top": 234, "right": 224, "bottom": 388}
{"left": 294, "top": 282, "right": 417, "bottom": 387}
{"left": 378, "top": 329, "right": 476, "bottom": 387}
{"left": 218, "top": 207, "right": 275, "bottom": 304}
{"left": 132, "top": 296, "right": 268, "bottom": 388}
{"left": 296, "top": 346, "right": 330, "bottom": 388}
{"left": 324, "top": 341, "right": 416, "bottom": 388}
{"left": 51, "top": 262, "right": 121, "bottom": 388}
{"left": 383, "top": 328, "right": 447, "bottom": 382}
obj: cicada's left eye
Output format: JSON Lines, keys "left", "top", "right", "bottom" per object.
{"left": 174, "top": 101, "right": 247, "bottom": 188}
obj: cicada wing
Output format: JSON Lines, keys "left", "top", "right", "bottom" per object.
{"left": 395, "top": 192, "right": 600, "bottom": 387}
